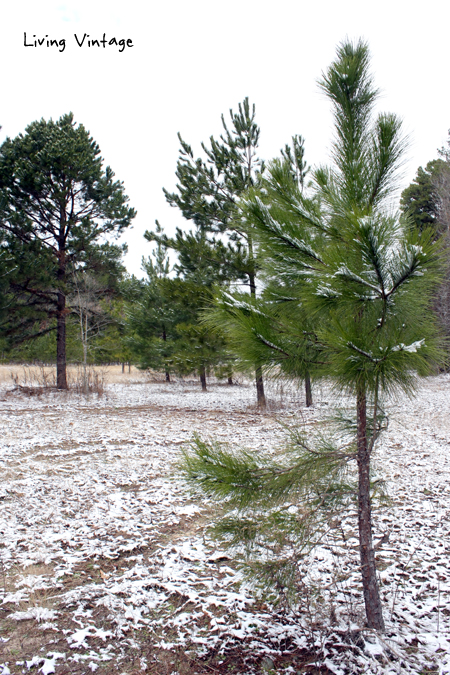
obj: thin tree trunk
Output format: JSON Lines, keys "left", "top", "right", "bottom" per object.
{"left": 255, "top": 365, "right": 266, "bottom": 407}
{"left": 56, "top": 226, "right": 68, "bottom": 390}
{"left": 200, "top": 365, "right": 207, "bottom": 392}
{"left": 81, "top": 313, "right": 89, "bottom": 395}
{"left": 227, "top": 366, "right": 234, "bottom": 385}
{"left": 356, "top": 386, "right": 385, "bottom": 630}
{"left": 249, "top": 264, "right": 266, "bottom": 408}
{"left": 128, "top": 362, "right": 131, "bottom": 373}
{"left": 305, "top": 371, "right": 312, "bottom": 407}
{"left": 162, "top": 327, "right": 170, "bottom": 382}
{"left": 122, "top": 362, "right": 125, "bottom": 374}
{"left": 56, "top": 290, "right": 68, "bottom": 390}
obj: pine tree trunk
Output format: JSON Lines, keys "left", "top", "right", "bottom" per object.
{"left": 56, "top": 235, "right": 68, "bottom": 390}
{"left": 228, "top": 375, "right": 233, "bottom": 385}
{"left": 249, "top": 267, "right": 266, "bottom": 408}
{"left": 81, "top": 314, "right": 89, "bottom": 395}
{"left": 200, "top": 365, "right": 207, "bottom": 392}
{"left": 56, "top": 290, "right": 68, "bottom": 390}
{"left": 122, "top": 362, "right": 125, "bottom": 374}
{"left": 255, "top": 366, "right": 266, "bottom": 407}
{"left": 305, "top": 371, "right": 312, "bottom": 407}
{"left": 163, "top": 327, "right": 170, "bottom": 382}
{"left": 356, "top": 386, "right": 385, "bottom": 630}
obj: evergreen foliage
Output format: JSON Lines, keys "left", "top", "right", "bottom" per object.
{"left": 400, "top": 160, "right": 446, "bottom": 234}
{"left": 125, "top": 231, "right": 179, "bottom": 379}
{"left": 158, "top": 99, "right": 267, "bottom": 404}
{"left": 0, "top": 113, "right": 135, "bottom": 387}
{"left": 181, "top": 421, "right": 374, "bottom": 605}
{"left": 128, "top": 226, "right": 231, "bottom": 389}
{"left": 206, "top": 143, "right": 319, "bottom": 406}
{"left": 181, "top": 39, "right": 443, "bottom": 631}
{"left": 400, "top": 133, "right": 450, "bottom": 342}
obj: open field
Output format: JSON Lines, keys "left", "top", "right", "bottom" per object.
{"left": 0, "top": 370, "right": 449, "bottom": 674}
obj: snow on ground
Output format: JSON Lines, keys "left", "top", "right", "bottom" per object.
{"left": 0, "top": 370, "right": 449, "bottom": 674}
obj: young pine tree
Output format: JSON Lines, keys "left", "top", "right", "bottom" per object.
{"left": 180, "top": 39, "right": 443, "bottom": 631}
{"left": 140, "top": 227, "right": 232, "bottom": 390}
{"left": 125, "top": 231, "right": 180, "bottom": 381}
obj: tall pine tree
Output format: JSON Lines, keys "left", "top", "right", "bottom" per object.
{"left": 206, "top": 137, "right": 318, "bottom": 406}
{"left": 181, "top": 40, "right": 443, "bottom": 631}
{"left": 0, "top": 113, "right": 135, "bottom": 388}
{"left": 161, "top": 99, "right": 267, "bottom": 405}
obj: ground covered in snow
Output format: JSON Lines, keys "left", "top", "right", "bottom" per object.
{"left": 0, "top": 366, "right": 449, "bottom": 674}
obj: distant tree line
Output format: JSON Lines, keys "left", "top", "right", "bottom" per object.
{"left": 400, "top": 133, "right": 450, "bottom": 339}
{"left": 1, "top": 99, "right": 447, "bottom": 395}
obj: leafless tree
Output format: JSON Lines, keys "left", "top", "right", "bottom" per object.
{"left": 70, "top": 272, "right": 113, "bottom": 394}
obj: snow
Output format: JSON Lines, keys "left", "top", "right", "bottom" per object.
{"left": 391, "top": 339, "right": 425, "bottom": 352}
{"left": 8, "top": 608, "right": 57, "bottom": 622}
{"left": 0, "top": 373, "right": 449, "bottom": 673}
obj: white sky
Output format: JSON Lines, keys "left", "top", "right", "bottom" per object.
{"left": 2, "top": 0, "right": 449, "bottom": 276}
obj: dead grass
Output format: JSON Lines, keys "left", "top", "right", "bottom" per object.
{"left": 1, "top": 562, "right": 56, "bottom": 604}
{"left": 0, "top": 364, "right": 253, "bottom": 388}
{"left": 0, "top": 364, "right": 151, "bottom": 386}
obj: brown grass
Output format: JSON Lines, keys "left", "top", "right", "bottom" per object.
{"left": 0, "top": 364, "right": 153, "bottom": 386}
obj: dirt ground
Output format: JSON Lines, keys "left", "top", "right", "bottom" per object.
{"left": 0, "top": 368, "right": 449, "bottom": 674}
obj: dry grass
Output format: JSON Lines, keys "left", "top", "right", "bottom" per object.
{"left": 0, "top": 364, "right": 242, "bottom": 390}
{"left": 0, "top": 364, "right": 152, "bottom": 386}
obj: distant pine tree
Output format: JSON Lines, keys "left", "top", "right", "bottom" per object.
{"left": 137, "top": 226, "right": 231, "bottom": 390}
{"left": 400, "top": 160, "right": 445, "bottom": 234}
{"left": 160, "top": 99, "right": 267, "bottom": 405}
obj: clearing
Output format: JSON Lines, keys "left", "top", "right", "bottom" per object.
{"left": 0, "top": 365, "right": 449, "bottom": 674}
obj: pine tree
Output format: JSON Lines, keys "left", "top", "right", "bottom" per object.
{"left": 161, "top": 99, "right": 267, "bottom": 405}
{"left": 401, "top": 134, "right": 450, "bottom": 342}
{"left": 126, "top": 230, "right": 180, "bottom": 380}
{"left": 138, "top": 226, "right": 231, "bottom": 390}
{"left": 400, "top": 160, "right": 446, "bottom": 234}
{"left": 206, "top": 138, "right": 319, "bottom": 406}
{"left": 0, "top": 113, "right": 135, "bottom": 388}
{"left": 180, "top": 40, "right": 443, "bottom": 631}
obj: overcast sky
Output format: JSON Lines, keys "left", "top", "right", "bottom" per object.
{"left": 2, "top": 0, "right": 449, "bottom": 276}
